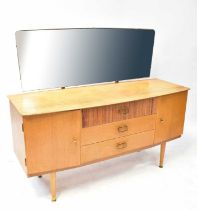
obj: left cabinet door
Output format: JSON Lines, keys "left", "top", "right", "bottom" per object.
{"left": 23, "top": 110, "right": 81, "bottom": 176}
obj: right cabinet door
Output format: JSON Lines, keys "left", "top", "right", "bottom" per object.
{"left": 154, "top": 91, "right": 188, "bottom": 144}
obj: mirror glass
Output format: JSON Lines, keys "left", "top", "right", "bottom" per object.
{"left": 16, "top": 28, "right": 155, "bottom": 91}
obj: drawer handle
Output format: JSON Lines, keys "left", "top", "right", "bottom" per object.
{"left": 116, "top": 142, "right": 127, "bottom": 149}
{"left": 118, "top": 107, "right": 129, "bottom": 114}
{"left": 118, "top": 125, "right": 128, "bottom": 132}
{"left": 72, "top": 137, "right": 78, "bottom": 143}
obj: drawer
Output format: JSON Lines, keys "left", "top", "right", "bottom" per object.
{"left": 81, "top": 130, "right": 155, "bottom": 164}
{"left": 81, "top": 114, "right": 156, "bottom": 145}
{"left": 82, "top": 98, "right": 156, "bottom": 128}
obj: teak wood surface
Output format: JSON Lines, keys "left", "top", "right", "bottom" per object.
{"left": 81, "top": 114, "right": 156, "bottom": 145}
{"left": 23, "top": 110, "right": 81, "bottom": 175}
{"left": 154, "top": 91, "right": 188, "bottom": 144}
{"left": 81, "top": 130, "right": 155, "bottom": 164}
{"left": 8, "top": 78, "right": 189, "bottom": 116}
{"left": 8, "top": 78, "right": 189, "bottom": 201}
{"left": 10, "top": 104, "right": 27, "bottom": 172}
{"left": 82, "top": 98, "right": 156, "bottom": 127}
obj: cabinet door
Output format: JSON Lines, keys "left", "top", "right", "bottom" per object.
{"left": 154, "top": 91, "right": 188, "bottom": 144}
{"left": 23, "top": 110, "right": 81, "bottom": 176}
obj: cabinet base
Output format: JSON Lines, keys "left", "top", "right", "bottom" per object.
{"left": 47, "top": 142, "right": 167, "bottom": 201}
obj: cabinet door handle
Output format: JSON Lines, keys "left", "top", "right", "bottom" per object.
{"left": 160, "top": 118, "right": 164, "bottom": 123}
{"left": 118, "top": 107, "right": 129, "bottom": 114}
{"left": 116, "top": 142, "right": 127, "bottom": 149}
{"left": 118, "top": 125, "right": 128, "bottom": 132}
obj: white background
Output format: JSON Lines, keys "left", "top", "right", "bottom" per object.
{"left": 0, "top": 0, "right": 197, "bottom": 209}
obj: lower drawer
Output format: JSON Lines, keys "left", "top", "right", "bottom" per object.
{"left": 81, "top": 130, "right": 155, "bottom": 164}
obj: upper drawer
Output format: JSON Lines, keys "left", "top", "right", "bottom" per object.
{"left": 81, "top": 114, "right": 156, "bottom": 146}
{"left": 82, "top": 98, "right": 156, "bottom": 128}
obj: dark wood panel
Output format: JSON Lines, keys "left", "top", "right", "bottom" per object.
{"left": 82, "top": 98, "right": 156, "bottom": 127}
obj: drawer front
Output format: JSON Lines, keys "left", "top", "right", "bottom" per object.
{"left": 81, "top": 130, "right": 155, "bottom": 164}
{"left": 81, "top": 115, "right": 156, "bottom": 145}
{"left": 82, "top": 98, "right": 157, "bottom": 128}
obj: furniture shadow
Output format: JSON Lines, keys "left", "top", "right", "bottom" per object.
{"left": 55, "top": 149, "right": 158, "bottom": 194}
{"left": 31, "top": 133, "right": 193, "bottom": 198}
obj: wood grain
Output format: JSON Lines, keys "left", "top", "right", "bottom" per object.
{"left": 82, "top": 98, "right": 156, "bottom": 127}
{"left": 8, "top": 78, "right": 189, "bottom": 183}
{"left": 23, "top": 110, "right": 81, "bottom": 176}
{"left": 26, "top": 136, "right": 179, "bottom": 177}
{"left": 154, "top": 91, "right": 188, "bottom": 144}
{"left": 10, "top": 102, "right": 27, "bottom": 173}
{"left": 81, "top": 130, "right": 155, "bottom": 164}
{"left": 81, "top": 114, "right": 156, "bottom": 145}
{"left": 8, "top": 79, "right": 189, "bottom": 116}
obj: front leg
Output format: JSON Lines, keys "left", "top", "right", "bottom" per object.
{"left": 50, "top": 172, "right": 56, "bottom": 201}
{"left": 159, "top": 142, "right": 166, "bottom": 168}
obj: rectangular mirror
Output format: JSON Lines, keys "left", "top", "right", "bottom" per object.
{"left": 16, "top": 28, "right": 155, "bottom": 91}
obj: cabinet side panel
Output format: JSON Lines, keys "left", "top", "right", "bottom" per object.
{"left": 10, "top": 103, "right": 26, "bottom": 173}
{"left": 23, "top": 110, "right": 81, "bottom": 176}
{"left": 154, "top": 91, "right": 188, "bottom": 144}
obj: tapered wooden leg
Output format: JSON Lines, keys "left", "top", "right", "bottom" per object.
{"left": 50, "top": 172, "right": 56, "bottom": 201}
{"left": 159, "top": 142, "right": 166, "bottom": 168}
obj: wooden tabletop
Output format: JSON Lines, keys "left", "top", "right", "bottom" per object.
{"left": 8, "top": 78, "right": 189, "bottom": 116}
